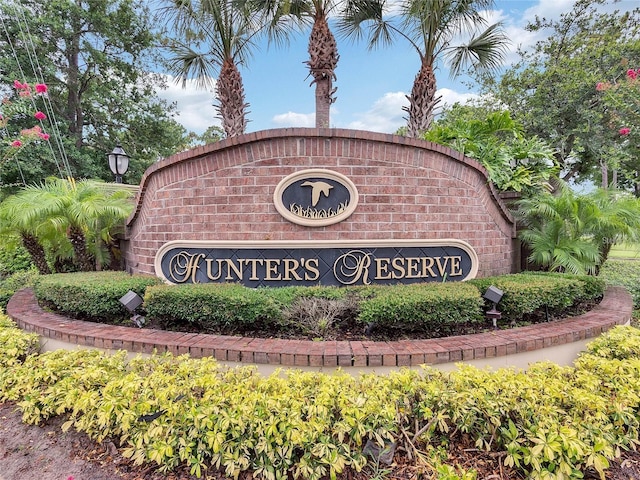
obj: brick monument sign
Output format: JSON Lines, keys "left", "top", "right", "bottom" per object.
{"left": 122, "top": 128, "right": 517, "bottom": 285}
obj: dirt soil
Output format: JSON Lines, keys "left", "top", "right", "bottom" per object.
{"left": 3, "top": 402, "right": 640, "bottom": 480}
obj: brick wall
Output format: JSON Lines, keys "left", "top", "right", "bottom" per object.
{"left": 124, "top": 128, "right": 516, "bottom": 278}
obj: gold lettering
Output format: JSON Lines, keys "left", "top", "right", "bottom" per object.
{"left": 449, "top": 256, "right": 462, "bottom": 276}
{"left": 265, "top": 259, "right": 281, "bottom": 280}
{"left": 283, "top": 259, "right": 302, "bottom": 281}
{"left": 333, "top": 250, "right": 371, "bottom": 285}
{"left": 205, "top": 258, "right": 223, "bottom": 281}
{"left": 168, "top": 251, "right": 205, "bottom": 283}
{"left": 391, "top": 257, "right": 406, "bottom": 279}
{"left": 224, "top": 259, "right": 243, "bottom": 280}
{"left": 375, "top": 258, "right": 391, "bottom": 280}
{"left": 305, "top": 259, "right": 319, "bottom": 281}
{"left": 243, "top": 258, "right": 264, "bottom": 280}
{"left": 435, "top": 257, "right": 450, "bottom": 277}
{"left": 405, "top": 257, "right": 421, "bottom": 279}
{"left": 422, "top": 257, "right": 436, "bottom": 277}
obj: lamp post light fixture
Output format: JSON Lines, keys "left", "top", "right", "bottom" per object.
{"left": 107, "top": 143, "right": 130, "bottom": 183}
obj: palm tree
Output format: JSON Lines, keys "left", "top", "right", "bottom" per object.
{"left": 0, "top": 197, "right": 52, "bottom": 275}
{"left": 340, "top": 0, "right": 508, "bottom": 137}
{"left": 304, "top": 0, "right": 340, "bottom": 127}
{"left": 160, "top": 0, "right": 264, "bottom": 137}
{"left": 516, "top": 184, "right": 600, "bottom": 275}
{"left": 252, "top": 0, "right": 341, "bottom": 128}
{"left": 584, "top": 189, "right": 640, "bottom": 272}
{"left": 517, "top": 183, "right": 640, "bottom": 275}
{"left": 0, "top": 178, "right": 134, "bottom": 272}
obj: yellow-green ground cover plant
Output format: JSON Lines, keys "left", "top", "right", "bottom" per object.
{"left": 2, "top": 312, "right": 640, "bottom": 480}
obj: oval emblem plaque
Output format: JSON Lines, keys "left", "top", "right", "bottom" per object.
{"left": 274, "top": 169, "right": 359, "bottom": 227}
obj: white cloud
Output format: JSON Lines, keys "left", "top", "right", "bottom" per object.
{"left": 271, "top": 111, "right": 315, "bottom": 128}
{"left": 438, "top": 88, "right": 480, "bottom": 109}
{"left": 345, "top": 88, "right": 480, "bottom": 133}
{"left": 156, "top": 75, "right": 220, "bottom": 134}
{"left": 521, "top": 0, "right": 577, "bottom": 23}
{"left": 347, "top": 92, "right": 407, "bottom": 133}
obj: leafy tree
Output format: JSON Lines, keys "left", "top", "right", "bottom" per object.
{"left": 198, "top": 125, "right": 226, "bottom": 145}
{"left": 597, "top": 68, "right": 640, "bottom": 193}
{"left": 586, "top": 188, "right": 640, "bottom": 270}
{"left": 423, "top": 105, "right": 558, "bottom": 194}
{"left": 0, "top": 0, "right": 189, "bottom": 188}
{"left": 340, "top": 0, "right": 508, "bottom": 137}
{"left": 478, "top": 0, "right": 640, "bottom": 191}
{"left": 299, "top": 0, "right": 341, "bottom": 128}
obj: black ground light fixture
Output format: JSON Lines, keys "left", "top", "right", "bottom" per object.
{"left": 108, "top": 143, "right": 130, "bottom": 183}
{"left": 483, "top": 285, "right": 504, "bottom": 329}
{"left": 119, "top": 290, "right": 145, "bottom": 327}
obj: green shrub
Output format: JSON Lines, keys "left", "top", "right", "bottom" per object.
{"left": 144, "top": 283, "right": 286, "bottom": 331}
{"left": 31, "top": 271, "right": 607, "bottom": 338}
{"left": 0, "top": 269, "right": 39, "bottom": 310}
{"left": 530, "top": 271, "right": 606, "bottom": 300}
{"left": 34, "top": 272, "right": 162, "bottom": 323}
{"left": 600, "top": 259, "right": 640, "bottom": 307}
{"left": 469, "top": 272, "right": 602, "bottom": 322}
{"left": 0, "top": 314, "right": 39, "bottom": 368}
{"left": 0, "top": 243, "right": 34, "bottom": 277}
{"left": 358, "top": 282, "right": 484, "bottom": 335}
{"left": 3, "top": 326, "right": 640, "bottom": 479}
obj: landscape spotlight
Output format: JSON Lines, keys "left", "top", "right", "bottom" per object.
{"left": 107, "top": 143, "right": 130, "bottom": 183}
{"left": 119, "top": 290, "right": 145, "bottom": 328}
{"left": 483, "top": 285, "right": 504, "bottom": 328}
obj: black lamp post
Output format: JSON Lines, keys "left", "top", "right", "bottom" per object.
{"left": 107, "top": 143, "right": 130, "bottom": 183}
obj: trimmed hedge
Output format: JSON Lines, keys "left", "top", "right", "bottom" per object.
{"left": 358, "top": 282, "right": 484, "bottom": 335}
{"left": 34, "top": 272, "right": 162, "bottom": 323}
{"left": 30, "top": 272, "right": 605, "bottom": 337}
{"left": 144, "top": 283, "right": 287, "bottom": 330}
{"left": 469, "top": 272, "right": 605, "bottom": 322}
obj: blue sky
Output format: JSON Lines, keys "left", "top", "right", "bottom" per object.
{"left": 156, "top": 0, "right": 637, "bottom": 135}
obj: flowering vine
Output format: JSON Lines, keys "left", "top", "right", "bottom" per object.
{"left": 0, "top": 80, "right": 51, "bottom": 165}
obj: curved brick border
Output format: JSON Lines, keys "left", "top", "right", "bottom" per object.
{"left": 6, "top": 287, "right": 633, "bottom": 368}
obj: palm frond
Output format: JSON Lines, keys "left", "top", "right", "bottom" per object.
{"left": 446, "top": 22, "right": 508, "bottom": 77}
{"left": 164, "top": 41, "right": 219, "bottom": 88}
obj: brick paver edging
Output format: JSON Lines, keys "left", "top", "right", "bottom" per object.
{"left": 6, "top": 287, "right": 633, "bottom": 368}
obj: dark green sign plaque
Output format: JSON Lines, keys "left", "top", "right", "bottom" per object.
{"left": 155, "top": 240, "right": 478, "bottom": 287}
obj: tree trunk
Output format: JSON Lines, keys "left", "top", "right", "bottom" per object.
{"left": 600, "top": 159, "right": 608, "bottom": 189}
{"left": 68, "top": 225, "right": 94, "bottom": 271}
{"left": 306, "top": 16, "right": 338, "bottom": 128}
{"left": 216, "top": 58, "right": 248, "bottom": 137}
{"left": 20, "top": 232, "right": 51, "bottom": 275}
{"left": 404, "top": 62, "right": 440, "bottom": 138}
{"left": 66, "top": 12, "right": 84, "bottom": 149}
